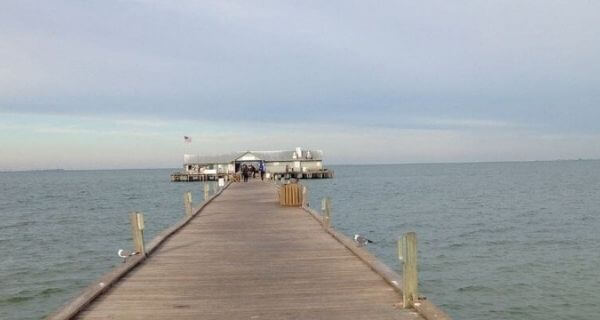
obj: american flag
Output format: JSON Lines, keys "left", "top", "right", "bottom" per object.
{"left": 184, "top": 136, "right": 192, "bottom": 143}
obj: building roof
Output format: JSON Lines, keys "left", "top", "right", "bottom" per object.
{"left": 184, "top": 150, "right": 323, "bottom": 165}
{"left": 184, "top": 152, "right": 244, "bottom": 165}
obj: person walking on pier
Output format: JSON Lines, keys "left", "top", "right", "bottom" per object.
{"left": 242, "top": 164, "right": 249, "bottom": 182}
{"left": 259, "top": 161, "right": 265, "bottom": 181}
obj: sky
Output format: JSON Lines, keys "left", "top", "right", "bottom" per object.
{"left": 1, "top": 0, "right": 599, "bottom": 170}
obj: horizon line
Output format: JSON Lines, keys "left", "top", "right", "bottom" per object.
{"left": 1, "top": 158, "right": 598, "bottom": 173}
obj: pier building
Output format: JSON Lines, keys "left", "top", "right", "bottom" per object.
{"left": 171, "top": 147, "right": 333, "bottom": 181}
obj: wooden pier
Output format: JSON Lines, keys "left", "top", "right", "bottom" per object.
{"left": 49, "top": 180, "right": 449, "bottom": 320}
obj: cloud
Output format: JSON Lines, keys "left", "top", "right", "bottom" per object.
{"left": 1, "top": 1, "right": 599, "bottom": 132}
{"left": 407, "top": 117, "right": 522, "bottom": 130}
{"left": 32, "top": 126, "right": 161, "bottom": 138}
{"left": 0, "top": 113, "right": 165, "bottom": 138}
{"left": 113, "top": 119, "right": 170, "bottom": 128}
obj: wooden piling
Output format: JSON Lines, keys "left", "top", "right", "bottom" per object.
{"left": 129, "top": 212, "right": 145, "bottom": 256}
{"left": 184, "top": 192, "right": 193, "bottom": 217}
{"left": 401, "top": 232, "right": 418, "bottom": 308}
{"left": 204, "top": 183, "right": 209, "bottom": 201}
{"left": 292, "top": 184, "right": 297, "bottom": 204}
{"left": 397, "top": 237, "right": 403, "bottom": 264}
{"left": 321, "top": 197, "right": 331, "bottom": 229}
{"left": 301, "top": 184, "right": 307, "bottom": 207}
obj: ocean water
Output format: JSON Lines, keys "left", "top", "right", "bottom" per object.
{"left": 1, "top": 162, "right": 599, "bottom": 319}
{"left": 303, "top": 161, "right": 600, "bottom": 320}
{"left": 0, "top": 169, "right": 218, "bottom": 320}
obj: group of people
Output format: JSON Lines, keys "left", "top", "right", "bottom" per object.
{"left": 240, "top": 162, "right": 265, "bottom": 182}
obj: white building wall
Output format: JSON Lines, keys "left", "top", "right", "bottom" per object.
{"left": 265, "top": 162, "right": 289, "bottom": 173}
{"left": 265, "top": 161, "right": 323, "bottom": 173}
{"left": 300, "top": 161, "right": 322, "bottom": 171}
{"left": 185, "top": 163, "right": 234, "bottom": 174}
{"left": 184, "top": 158, "right": 323, "bottom": 175}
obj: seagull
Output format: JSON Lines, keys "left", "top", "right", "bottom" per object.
{"left": 353, "top": 234, "right": 374, "bottom": 247}
{"left": 118, "top": 249, "right": 138, "bottom": 263}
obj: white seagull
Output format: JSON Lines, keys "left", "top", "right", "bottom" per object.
{"left": 353, "top": 234, "right": 374, "bottom": 247}
{"left": 118, "top": 249, "right": 138, "bottom": 263}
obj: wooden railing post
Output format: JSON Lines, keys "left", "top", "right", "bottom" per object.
{"left": 321, "top": 197, "right": 331, "bottom": 229}
{"left": 400, "top": 232, "right": 418, "bottom": 308}
{"left": 184, "top": 192, "right": 193, "bottom": 217}
{"left": 129, "top": 212, "right": 146, "bottom": 256}
{"left": 301, "top": 184, "right": 307, "bottom": 207}
{"left": 204, "top": 183, "right": 209, "bottom": 201}
{"left": 291, "top": 184, "right": 297, "bottom": 205}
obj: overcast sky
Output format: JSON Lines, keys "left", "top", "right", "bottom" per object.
{"left": 1, "top": 1, "right": 599, "bottom": 170}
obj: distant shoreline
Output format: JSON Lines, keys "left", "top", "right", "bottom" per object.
{"left": 1, "top": 158, "right": 599, "bottom": 173}
{"left": 0, "top": 168, "right": 66, "bottom": 173}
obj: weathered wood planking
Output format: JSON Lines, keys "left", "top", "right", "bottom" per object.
{"left": 74, "top": 181, "right": 426, "bottom": 320}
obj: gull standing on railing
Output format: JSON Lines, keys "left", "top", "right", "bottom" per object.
{"left": 353, "top": 234, "right": 375, "bottom": 247}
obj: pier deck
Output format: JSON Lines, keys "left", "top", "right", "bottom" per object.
{"left": 74, "top": 181, "right": 424, "bottom": 319}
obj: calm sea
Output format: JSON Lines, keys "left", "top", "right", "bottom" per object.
{"left": 1, "top": 162, "right": 599, "bottom": 319}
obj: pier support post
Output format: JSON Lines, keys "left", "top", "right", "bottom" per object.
{"left": 204, "top": 183, "right": 209, "bottom": 201}
{"left": 321, "top": 197, "right": 331, "bottom": 229}
{"left": 301, "top": 185, "right": 307, "bottom": 207}
{"left": 400, "top": 232, "right": 418, "bottom": 308}
{"left": 129, "top": 212, "right": 146, "bottom": 256}
{"left": 184, "top": 192, "right": 193, "bottom": 217}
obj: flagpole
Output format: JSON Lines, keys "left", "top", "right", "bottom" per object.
{"left": 183, "top": 136, "right": 192, "bottom": 171}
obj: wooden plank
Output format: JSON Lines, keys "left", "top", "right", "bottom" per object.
{"left": 291, "top": 184, "right": 296, "bottom": 205}
{"left": 279, "top": 187, "right": 284, "bottom": 206}
{"left": 321, "top": 197, "right": 331, "bottom": 229}
{"left": 402, "top": 232, "right": 418, "bottom": 309}
{"left": 301, "top": 184, "right": 307, "bottom": 207}
{"left": 183, "top": 192, "right": 192, "bottom": 217}
{"left": 129, "top": 212, "right": 145, "bottom": 256}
